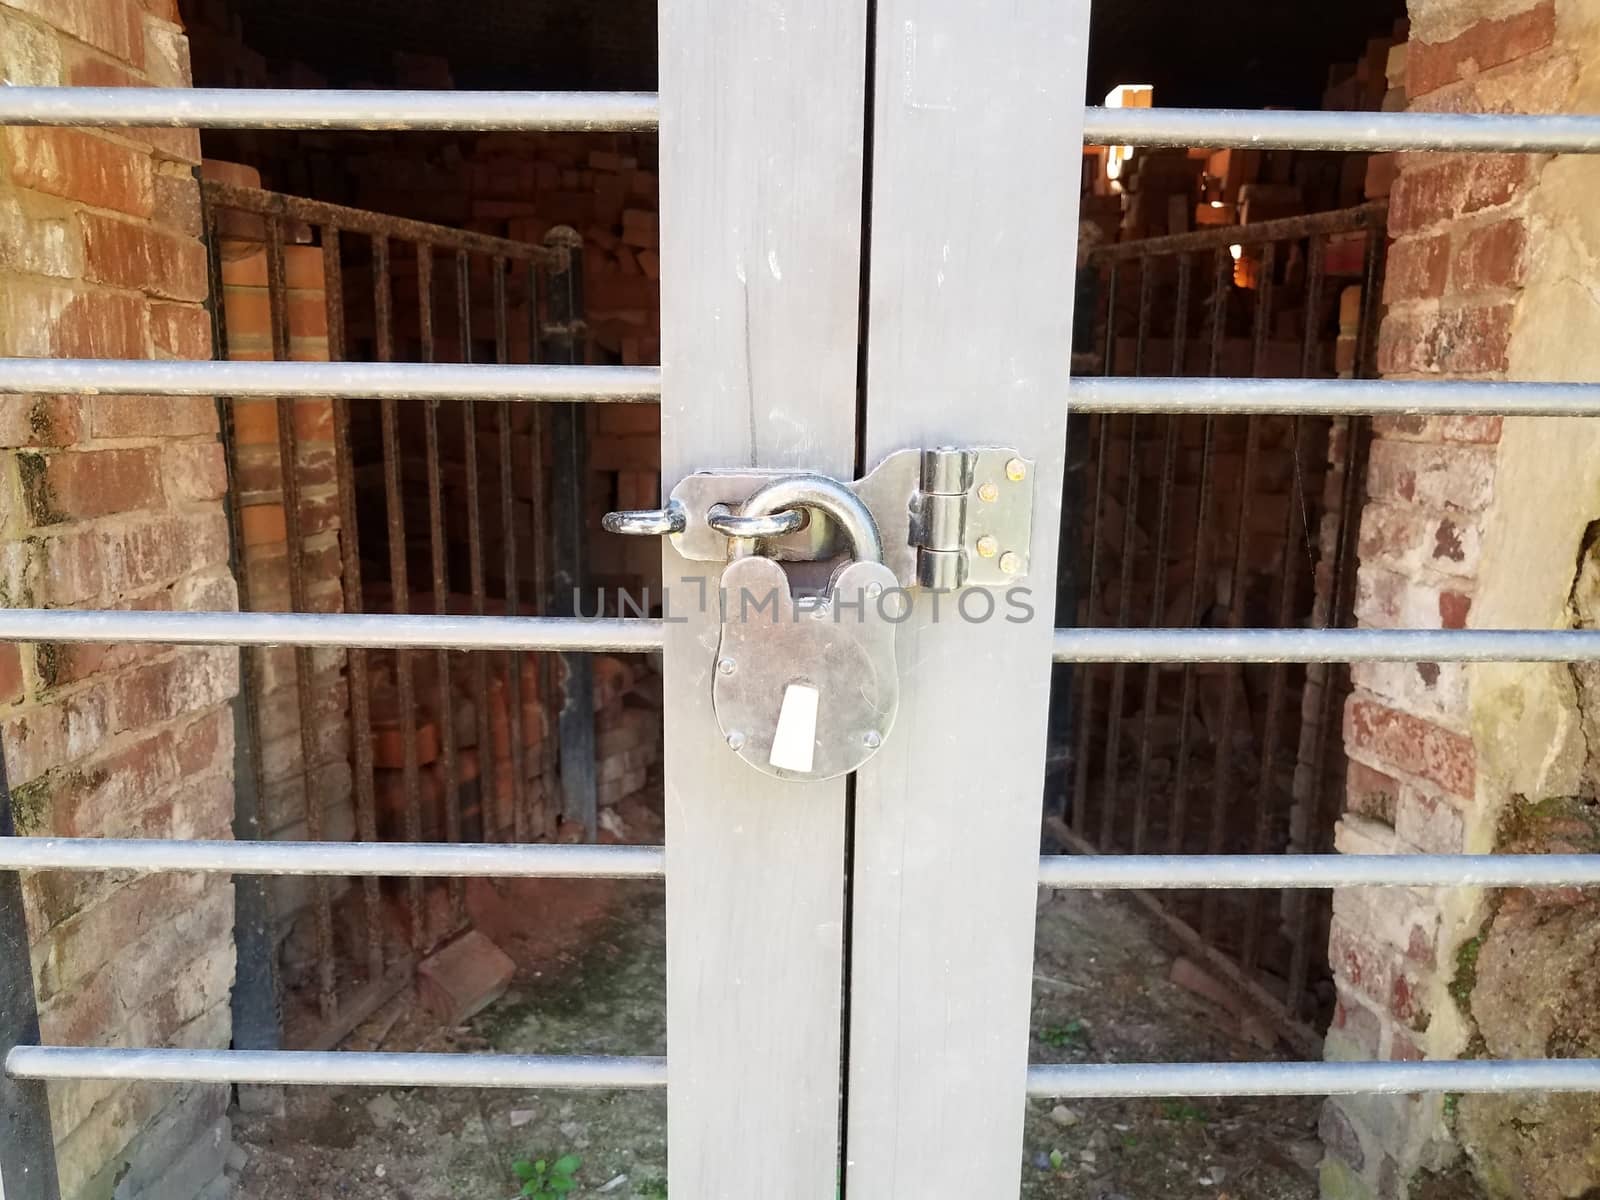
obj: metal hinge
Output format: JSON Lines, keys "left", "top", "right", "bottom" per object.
{"left": 603, "top": 446, "right": 1036, "bottom": 591}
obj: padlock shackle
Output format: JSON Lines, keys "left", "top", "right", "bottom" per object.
{"left": 729, "top": 473, "right": 884, "bottom": 565}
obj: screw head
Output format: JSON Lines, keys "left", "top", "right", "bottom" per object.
{"left": 862, "top": 730, "right": 883, "bottom": 749}
{"left": 717, "top": 657, "right": 737, "bottom": 676}
{"left": 1005, "top": 458, "right": 1028, "bottom": 482}
{"left": 977, "top": 481, "right": 999, "bottom": 503}
{"left": 726, "top": 730, "right": 747, "bottom": 751}
{"left": 865, "top": 581, "right": 884, "bottom": 599}
{"left": 999, "top": 551, "right": 1023, "bottom": 575}
{"left": 976, "top": 535, "right": 1000, "bottom": 559}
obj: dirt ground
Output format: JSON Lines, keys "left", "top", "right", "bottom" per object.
{"left": 233, "top": 880, "right": 1323, "bottom": 1199}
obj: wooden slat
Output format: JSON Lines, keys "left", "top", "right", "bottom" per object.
{"left": 845, "top": 2, "right": 1092, "bottom": 1194}
{"left": 658, "top": 2, "right": 867, "bottom": 1195}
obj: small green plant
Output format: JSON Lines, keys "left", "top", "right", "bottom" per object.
{"left": 511, "top": 1153, "right": 581, "bottom": 1198}
{"left": 1047, "top": 1148, "right": 1065, "bottom": 1171}
{"left": 1159, "top": 1099, "right": 1209, "bottom": 1124}
{"left": 638, "top": 1177, "right": 669, "bottom": 1198}
{"left": 1039, "top": 1019, "right": 1089, "bottom": 1050}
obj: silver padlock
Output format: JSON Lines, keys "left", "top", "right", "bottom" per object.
{"left": 711, "top": 475, "right": 902, "bottom": 781}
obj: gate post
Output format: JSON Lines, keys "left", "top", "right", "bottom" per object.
{"left": 846, "top": 0, "right": 1094, "bottom": 1193}
{"left": 657, "top": 3, "right": 869, "bottom": 1194}
{"left": 0, "top": 753, "right": 63, "bottom": 1200}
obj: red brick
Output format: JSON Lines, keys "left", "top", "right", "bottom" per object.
{"left": 1465, "top": 156, "right": 1536, "bottom": 214}
{"left": 1347, "top": 759, "right": 1401, "bottom": 825}
{"left": 153, "top": 170, "right": 203, "bottom": 238}
{"left": 0, "top": 397, "right": 84, "bottom": 449}
{"left": 80, "top": 213, "right": 208, "bottom": 302}
{"left": 1365, "top": 440, "right": 1496, "bottom": 512}
{"left": 3, "top": 0, "right": 144, "bottom": 66}
{"left": 162, "top": 442, "right": 229, "bottom": 504}
{"left": 1440, "top": 414, "right": 1503, "bottom": 444}
{"left": 1439, "top": 590, "right": 1472, "bottom": 629}
{"left": 0, "top": 285, "right": 147, "bottom": 360}
{"left": 1452, "top": 218, "right": 1527, "bottom": 294}
{"left": 1408, "top": 3, "right": 1557, "bottom": 98}
{"left": 1345, "top": 696, "right": 1475, "bottom": 797}
{"left": 1328, "top": 916, "right": 1397, "bottom": 1007}
{"left": 23, "top": 448, "right": 164, "bottom": 524}
{"left": 0, "top": 643, "right": 23, "bottom": 706}
{"left": 86, "top": 394, "right": 216, "bottom": 438}
{"left": 4, "top": 128, "right": 154, "bottom": 217}
{"left": 1330, "top": 986, "right": 1384, "bottom": 1058}
{"left": 1383, "top": 234, "right": 1449, "bottom": 302}
{"left": 1390, "top": 159, "right": 1469, "bottom": 235}
{"left": 1396, "top": 785, "right": 1467, "bottom": 855}
{"left": 1378, "top": 304, "right": 1513, "bottom": 376}
{"left": 150, "top": 301, "right": 212, "bottom": 360}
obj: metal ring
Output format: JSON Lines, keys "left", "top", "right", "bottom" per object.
{"left": 601, "top": 501, "right": 686, "bottom": 537}
{"left": 706, "top": 503, "right": 808, "bottom": 540}
{"left": 731, "top": 474, "right": 884, "bottom": 564}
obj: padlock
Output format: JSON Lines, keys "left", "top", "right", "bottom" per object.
{"left": 711, "top": 475, "right": 902, "bottom": 781}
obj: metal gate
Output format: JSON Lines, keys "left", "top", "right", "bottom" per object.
{"left": 5, "top": 6, "right": 1600, "bottom": 1200}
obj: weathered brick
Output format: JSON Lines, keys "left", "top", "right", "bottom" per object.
{"left": 1396, "top": 784, "right": 1468, "bottom": 855}
{"left": 1, "top": 0, "right": 143, "bottom": 66}
{"left": 87, "top": 393, "right": 216, "bottom": 438}
{"left": 1329, "top": 916, "right": 1398, "bottom": 1007}
{"left": 1451, "top": 218, "right": 1528, "bottom": 294}
{"left": 1378, "top": 304, "right": 1514, "bottom": 376}
{"left": 3, "top": 127, "right": 153, "bottom": 216}
{"left": 142, "top": 18, "right": 192, "bottom": 88}
{"left": 80, "top": 212, "right": 209, "bottom": 301}
{"left": 1408, "top": 2, "right": 1557, "bottom": 98}
{"left": 1345, "top": 695, "right": 1476, "bottom": 797}
{"left": 0, "top": 284, "right": 147, "bottom": 359}
{"left": 1365, "top": 439, "right": 1497, "bottom": 512}
{"left": 149, "top": 300, "right": 212, "bottom": 360}
{"left": 1346, "top": 759, "right": 1401, "bottom": 825}
{"left": 22, "top": 447, "right": 165, "bottom": 523}
{"left": 161, "top": 442, "right": 229, "bottom": 504}
{"left": 0, "top": 642, "right": 23, "bottom": 705}
{"left": 0, "top": 397, "right": 83, "bottom": 449}
{"left": 1383, "top": 234, "right": 1450, "bottom": 303}
{"left": 0, "top": 192, "right": 84, "bottom": 279}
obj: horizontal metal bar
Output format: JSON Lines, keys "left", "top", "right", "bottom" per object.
{"left": 1052, "top": 628, "right": 1600, "bottom": 663}
{"left": 0, "top": 87, "right": 658, "bottom": 131}
{"left": 0, "top": 837, "right": 663, "bottom": 879}
{"left": 0, "top": 610, "right": 662, "bottom": 653}
{"left": 204, "top": 180, "right": 556, "bottom": 263}
{"left": 0, "top": 358, "right": 660, "bottom": 403}
{"left": 6, "top": 1047, "right": 666, "bottom": 1090}
{"left": 1026, "top": 1058, "right": 1600, "bottom": 1099}
{"left": 1073, "top": 377, "right": 1600, "bottom": 416}
{"left": 1082, "top": 106, "right": 1600, "bottom": 153}
{"left": 1084, "top": 203, "right": 1385, "bottom": 262}
{"left": 1039, "top": 853, "right": 1600, "bottom": 890}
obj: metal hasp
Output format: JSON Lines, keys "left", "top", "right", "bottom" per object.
{"left": 603, "top": 445, "right": 1037, "bottom": 591}
{"left": 710, "top": 476, "right": 902, "bottom": 781}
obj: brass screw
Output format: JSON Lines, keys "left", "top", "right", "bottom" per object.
{"left": 999, "top": 551, "right": 1023, "bottom": 575}
{"left": 977, "top": 481, "right": 999, "bottom": 503}
{"left": 976, "top": 535, "right": 999, "bottom": 559}
{"left": 1005, "top": 458, "right": 1027, "bottom": 482}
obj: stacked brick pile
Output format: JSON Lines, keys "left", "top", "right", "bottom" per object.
{"left": 0, "top": 1, "right": 237, "bottom": 1196}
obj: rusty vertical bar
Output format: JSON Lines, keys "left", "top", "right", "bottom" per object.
{"left": 1168, "top": 250, "right": 1229, "bottom": 855}
{"left": 1132, "top": 260, "right": 1154, "bottom": 376}
{"left": 266, "top": 216, "right": 337, "bottom": 1021}
{"left": 493, "top": 257, "right": 530, "bottom": 844}
{"left": 1098, "top": 406, "right": 1141, "bottom": 850}
{"left": 1100, "top": 264, "right": 1120, "bottom": 377}
{"left": 1352, "top": 222, "right": 1389, "bottom": 380}
{"left": 417, "top": 245, "right": 465, "bottom": 926}
{"left": 457, "top": 250, "right": 497, "bottom": 843}
{"left": 1069, "top": 409, "right": 1110, "bottom": 836}
{"left": 1130, "top": 254, "right": 1191, "bottom": 855}
{"left": 373, "top": 234, "right": 425, "bottom": 947}
{"left": 323, "top": 226, "right": 384, "bottom": 986}
{"left": 541, "top": 229, "right": 597, "bottom": 840}
{"left": 1201, "top": 242, "right": 1274, "bottom": 942}
{"left": 528, "top": 259, "right": 555, "bottom": 838}
{"left": 202, "top": 188, "right": 283, "bottom": 1058}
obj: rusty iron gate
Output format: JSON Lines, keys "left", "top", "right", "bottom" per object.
{"left": 1056, "top": 203, "right": 1388, "bottom": 1047}
{"left": 6, "top": 8, "right": 1600, "bottom": 1200}
{"left": 199, "top": 180, "right": 594, "bottom": 1051}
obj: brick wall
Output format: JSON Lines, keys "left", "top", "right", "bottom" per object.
{"left": 0, "top": 2, "right": 238, "bottom": 1198}
{"left": 1321, "top": 3, "right": 1599, "bottom": 1197}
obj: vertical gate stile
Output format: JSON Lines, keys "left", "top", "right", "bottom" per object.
{"left": 457, "top": 251, "right": 496, "bottom": 844}
{"left": 846, "top": 0, "right": 1091, "bottom": 1193}
{"left": 323, "top": 225, "right": 386, "bottom": 985}
{"left": 372, "top": 234, "right": 425, "bottom": 947}
{"left": 540, "top": 229, "right": 597, "bottom": 842}
{"left": 267, "top": 216, "right": 338, "bottom": 1020}
{"left": 528, "top": 259, "right": 555, "bottom": 838}
{"left": 657, "top": 2, "right": 866, "bottom": 1192}
{"left": 492, "top": 258, "right": 530, "bottom": 844}
{"left": 201, "top": 184, "right": 284, "bottom": 1062}
{"left": 417, "top": 245, "right": 466, "bottom": 925}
